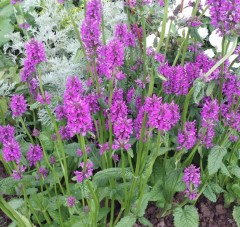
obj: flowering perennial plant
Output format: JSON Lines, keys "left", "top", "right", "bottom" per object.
{"left": 0, "top": 0, "right": 240, "bottom": 226}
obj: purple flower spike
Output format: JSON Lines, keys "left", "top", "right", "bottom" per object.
{"left": 74, "top": 162, "right": 94, "bottom": 183}
{"left": 99, "top": 142, "right": 109, "bottom": 156}
{"left": 12, "top": 165, "right": 27, "bottom": 180}
{"left": 183, "top": 165, "right": 201, "bottom": 200}
{"left": 36, "top": 91, "right": 52, "bottom": 105}
{"left": 10, "top": 94, "right": 27, "bottom": 117}
{"left": 2, "top": 140, "right": 22, "bottom": 164}
{"left": 0, "top": 125, "right": 15, "bottom": 145}
{"left": 67, "top": 196, "right": 76, "bottom": 207}
{"left": 178, "top": 121, "right": 197, "bottom": 150}
{"left": 27, "top": 144, "right": 43, "bottom": 167}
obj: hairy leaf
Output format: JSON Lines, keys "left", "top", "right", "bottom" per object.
{"left": 115, "top": 214, "right": 136, "bottom": 227}
{"left": 203, "top": 185, "right": 216, "bottom": 202}
{"left": 208, "top": 146, "right": 227, "bottom": 175}
{"left": 173, "top": 205, "right": 199, "bottom": 227}
{"left": 233, "top": 206, "right": 240, "bottom": 227}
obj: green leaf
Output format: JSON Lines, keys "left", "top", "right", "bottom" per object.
{"left": 193, "top": 79, "right": 205, "bottom": 104}
{"left": 173, "top": 205, "right": 199, "bottom": 227}
{"left": 0, "top": 177, "right": 17, "bottom": 195}
{"left": 231, "top": 184, "right": 240, "bottom": 198}
{"left": 220, "top": 163, "right": 231, "bottom": 177}
{"left": 128, "top": 148, "right": 134, "bottom": 158}
{"left": 208, "top": 146, "right": 227, "bottom": 175}
{"left": 8, "top": 199, "right": 25, "bottom": 210}
{"left": 233, "top": 206, "right": 240, "bottom": 227}
{"left": 138, "top": 217, "right": 153, "bottom": 227}
{"left": 97, "top": 207, "right": 110, "bottom": 222}
{"left": 133, "top": 193, "right": 152, "bottom": 217}
{"left": 64, "top": 143, "right": 80, "bottom": 156}
{"left": 115, "top": 214, "right": 136, "bottom": 227}
{"left": 26, "top": 188, "right": 38, "bottom": 195}
{"left": 203, "top": 185, "right": 216, "bottom": 202}
{"left": 29, "top": 102, "right": 40, "bottom": 110}
{"left": 150, "top": 182, "right": 165, "bottom": 202}
{"left": 209, "top": 182, "right": 225, "bottom": 194}
{"left": 223, "top": 191, "right": 235, "bottom": 207}
{"left": 157, "top": 73, "right": 167, "bottom": 81}
{"left": 0, "top": 17, "right": 14, "bottom": 46}
{"left": 229, "top": 166, "right": 240, "bottom": 179}
{"left": 39, "top": 133, "right": 53, "bottom": 150}
{"left": 163, "top": 168, "right": 184, "bottom": 202}
{"left": 93, "top": 168, "right": 133, "bottom": 186}
{"left": 206, "top": 81, "right": 216, "bottom": 96}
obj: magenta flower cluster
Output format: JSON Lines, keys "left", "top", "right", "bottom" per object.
{"left": 81, "top": 0, "right": 102, "bottom": 57}
{"left": 67, "top": 196, "right": 76, "bottom": 207}
{"left": 114, "top": 24, "right": 136, "bottom": 47}
{"left": 199, "top": 99, "right": 220, "bottom": 148}
{"left": 21, "top": 39, "right": 46, "bottom": 99}
{"left": 97, "top": 39, "right": 125, "bottom": 79}
{"left": 159, "top": 52, "right": 219, "bottom": 96}
{"left": 74, "top": 162, "right": 94, "bottom": 183}
{"left": 145, "top": 95, "right": 180, "bottom": 132}
{"left": 178, "top": 121, "right": 197, "bottom": 150}
{"left": 0, "top": 125, "right": 21, "bottom": 164}
{"left": 11, "top": 0, "right": 23, "bottom": 4}
{"left": 63, "top": 76, "right": 93, "bottom": 137}
{"left": 183, "top": 165, "right": 201, "bottom": 200}
{"left": 27, "top": 144, "right": 43, "bottom": 167}
{"left": 12, "top": 165, "right": 26, "bottom": 180}
{"left": 36, "top": 91, "right": 52, "bottom": 105}
{"left": 207, "top": 0, "right": 240, "bottom": 35}
{"left": 10, "top": 94, "right": 27, "bottom": 117}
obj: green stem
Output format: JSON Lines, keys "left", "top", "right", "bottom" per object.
{"left": 19, "top": 117, "right": 34, "bottom": 144}
{"left": 113, "top": 208, "right": 124, "bottom": 226}
{"left": 141, "top": 16, "right": 147, "bottom": 83}
{"left": 172, "top": 38, "right": 187, "bottom": 66}
{"left": 181, "top": 87, "right": 194, "bottom": 131}
{"left": 156, "top": 0, "right": 168, "bottom": 52}
{"left": 204, "top": 37, "right": 238, "bottom": 79}
{"left": 121, "top": 149, "right": 128, "bottom": 208}
{"left": 38, "top": 69, "right": 70, "bottom": 195}
{"left": 0, "top": 196, "right": 27, "bottom": 226}
{"left": 39, "top": 140, "right": 65, "bottom": 194}
{"left": 0, "top": 104, "right": 5, "bottom": 125}
{"left": 86, "top": 181, "right": 99, "bottom": 227}
{"left": 67, "top": 10, "right": 92, "bottom": 78}
{"left": 164, "top": 20, "right": 173, "bottom": 59}
{"left": 228, "top": 55, "right": 239, "bottom": 70}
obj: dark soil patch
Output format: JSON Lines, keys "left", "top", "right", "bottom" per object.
{"left": 137, "top": 194, "right": 237, "bottom": 227}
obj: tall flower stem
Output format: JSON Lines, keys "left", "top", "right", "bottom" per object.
{"left": 39, "top": 140, "right": 65, "bottom": 194}
{"left": 0, "top": 104, "right": 5, "bottom": 125}
{"left": 121, "top": 149, "right": 128, "bottom": 208}
{"left": 180, "top": 0, "right": 201, "bottom": 65}
{"left": 136, "top": 132, "right": 161, "bottom": 215}
{"left": 67, "top": 10, "right": 92, "bottom": 78}
{"left": 19, "top": 117, "right": 34, "bottom": 144}
{"left": 164, "top": 20, "right": 173, "bottom": 59}
{"left": 181, "top": 87, "right": 194, "bottom": 131}
{"left": 38, "top": 69, "right": 70, "bottom": 195}
{"left": 77, "top": 134, "right": 88, "bottom": 171}
{"left": 204, "top": 37, "right": 238, "bottom": 78}
{"left": 156, "top": 0, "right": 168, "bottom": 52}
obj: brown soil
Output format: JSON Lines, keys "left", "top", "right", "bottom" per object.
{"left": 136, "top": 194, "right": 237, "bottom": 227}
